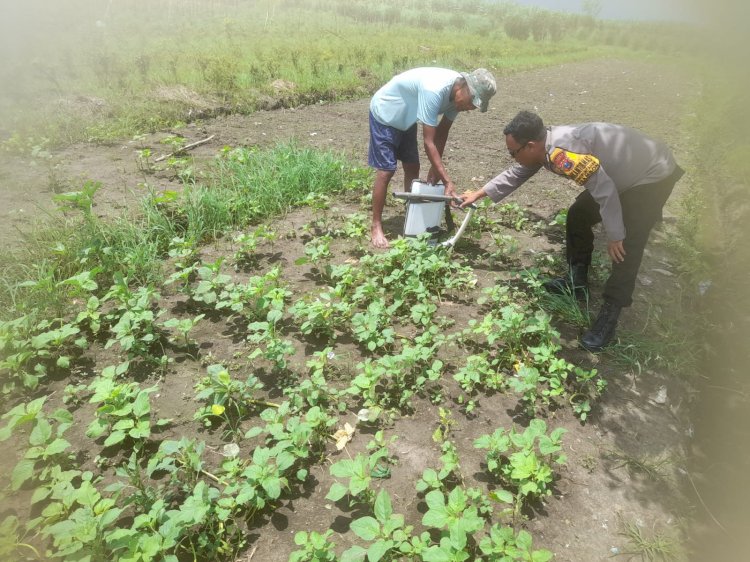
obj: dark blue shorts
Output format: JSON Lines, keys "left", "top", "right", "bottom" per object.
{"left": 368, "top": 111, "right": 419, "bottom": 172}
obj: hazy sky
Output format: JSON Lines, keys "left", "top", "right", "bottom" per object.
{"left": 507, "top": 0, "right": 698, "bottom": 22}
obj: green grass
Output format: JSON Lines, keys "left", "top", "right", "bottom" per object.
{"left": 605, "top": 320, "right": 698, "bottom": 376}
{"left": 608, "top": 449, "right": 672, "bottom": 480}
{"left": 0, "top": 143, "right": 371, "bottom": 319}
{"left": 208, "top": 143, "right": 371, "bottom": 225}
{"left": 0, "top": 0, "right": 698, "bottom": 147}
{"left": 538, "top": 291, "right": 592, "bottom": 329}
{"left": 619, "top": 518, "right": 681, "bottom": 561}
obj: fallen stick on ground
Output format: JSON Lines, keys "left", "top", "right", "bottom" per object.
{"left": 155, "top": 134, "right": 215, "bottom": 162}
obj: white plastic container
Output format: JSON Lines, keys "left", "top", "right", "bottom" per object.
{"left": 403, "top": 181, "right": 445, "bottom": 236}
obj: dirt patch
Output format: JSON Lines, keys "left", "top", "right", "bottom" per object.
{"left": 0, "top": 59, "right": 701, "bottom": 561}
{"left": 0, "top": 58, "right": 694, "bottom": 248}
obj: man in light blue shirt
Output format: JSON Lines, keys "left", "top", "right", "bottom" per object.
{"left": 369, "top": 67, "right": 496, "bottom": 248}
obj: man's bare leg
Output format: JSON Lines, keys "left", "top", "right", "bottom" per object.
{"left": 403, "top": 162, "right": 420, "bottom": 191}
{"left": 371, "top": 168, "right": 395, "bottom": 248}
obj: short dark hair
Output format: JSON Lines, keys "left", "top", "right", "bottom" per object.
{"left": 503, "top": 111, "right": 546, "bottom": 143}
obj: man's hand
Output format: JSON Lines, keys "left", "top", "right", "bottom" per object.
{"left": 425, "top": 167, "right": 439, "bottom": 185}
{"left": 459, "top": 189, "right": 486, "bottom": 208}
{"left": 444, "top": 181, "right": 458, "bottom": 197}
{"left": 608, "top": 240, "right": 626, "bottom": 263}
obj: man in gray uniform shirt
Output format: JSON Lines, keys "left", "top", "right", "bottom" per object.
{"left": 460, "top": 111, "right": 684, "bottom": 351}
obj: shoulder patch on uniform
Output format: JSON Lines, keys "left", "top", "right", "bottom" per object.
{"left": 550, "top": 147, "right": 600, "bottom": 185}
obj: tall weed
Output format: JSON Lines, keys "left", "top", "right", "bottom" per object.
{"left": 0, "top": 145, "right": 370, "bottom": 319}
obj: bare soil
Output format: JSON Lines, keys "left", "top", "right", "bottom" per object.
{"left": 0, "top": 59, "right": 704, "bottom": 562}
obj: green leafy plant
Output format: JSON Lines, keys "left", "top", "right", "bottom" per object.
{"left": 214, "top": 268, "right": 290, "bottom": 322}
{"left": 128, "top": 478, "right": 243, "bottom": 561}
{"left": 417, "top": 440, "right": 464, "bottom": 495}
{"left": 53, "top": 179, "right": 101, "bottom": 218}
{"left": 189, "top": 258, "right": 232, "bottom": 306}
{"left": 300, "top": 192, "right": 334, "bottom": 234}
{"left": 521, "top": 342, "right": 606, "bottom": 421}
{"left": 86, "top": 368, "right": 170, "bottom": 448}
{"left": 290, "top": 529, "right": 338, "bottom": 562}
{"left": 466, "top": 304, "right": 555, "bottom": 362}
{"left": 549, "top": 208, "right": 567, "bottom": 227}
{"left": 103, "top": 274, "right": 165, "bottom": 362}
{"left": 284, "top": 348, "right": 345, "bottom": 412}
{"left": 161, "top": 135, "right": 186, "bottom": 149}
{"left": 453, "top": 354, "right": 505, "bottom": 414}
{"left": 342, "top": 489, "right": 416, "bottom": 562}
{"left": 194, "top": 364, "right": 270, "bottom": 435}
{"left": 116, "top": 437, "right": 299, "bottom": 561}
{"left": 260, "top": 404, "right": 335, "bottom": 466}
{"left": 247, "top": 320, "right": 296, "bottom": 372}
{"left": 497, "top": 202, "right": 530, "bottom": 231}
{"left": 421, "top": 487, "right": 485, "bottom": 560}
{"left": 338, "top": 212, "right": 368, "bottom": 240}
{"left": 356, "top": 237, "right": 476, "bottom": 307}
{"left": 474, "top": 419, "right": 566, "bottom": 517}
{"left": 326, "top": 448, "right": 391, "bottom": 506}
{"left": 488, "top": 232, "right": 520, "bottom": 265}
{"left": 11, "top": 408, "right": 74, "bottom": 494}
{"left": 136, "top": 148, "right": 154, "bottom": 173}
{"left": 62, "top": 382, "right": 88, "bottom": 406}
{"left": 478, "top": 525, "right": 553, "bottom": 561}
{"left": 366, "top": 430, "right": 398, "bottom": 479}
{"left": 161, "top": 313, "right": 204, "bottom": 349}
{"left": 57, "top": 268, "right": 100, "bottom": 295}
{"left": 235, "top": 444, "right": 295, "bottom": 507}
{"left": 0, "top": 311, "right": 90, "bottom": 393}
{"left": 107, "top": 448, "right": 159, "bottom": 511}
{"left": 232, "top": 225, "right": 276, "bottom": 267}
{"left": 27, "top": 469, "right": 122, "bottom": 562}
{"left": 0, "top": 315, "right": 43, "bottom": 393}
{"left": 145, "top": 437, "right": 207, "bottom": 498}
{"left": 351, "top": 300, "right": 397, "bottom": 351}
{"left": 347, "top": 344, "right": 442, "bottom": 412}
{"left": 167, "top": 235, "right": 199, "bottom": 265}
{"left": 166, "top": 156, "right": 195, "bottom": 184}
{"left": 431, "top": 406, "right": 455, "bottom": 444}
{"left": 0, "top": 396, "right": 48, "bottom": 440}
{"left": 296, "top": 235, "right": 334, "bottom": 279}
{"left": 31, "top": 321, "right": 86, "bottom": 371}
{"left": 290, "top": 291, "right": 352, "bottom": 341}
{"left": 74, "top": 295, "right": 103, "bottom": 335}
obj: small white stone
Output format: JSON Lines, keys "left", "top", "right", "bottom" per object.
{"left": 653, "top": 268, "right": 674, "bottom": 277}
{"left": 356, "top": 409, "right": 370, "bottom": 422}
{"left": 222, "top": 443, "right": 240, "bottom": 458}
{"left": 651, "top": 386, "right": 668, "bottom": 405}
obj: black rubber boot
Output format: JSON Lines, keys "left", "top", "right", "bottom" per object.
{"left": 581, "top": 301, "right": 621, "bottom": 352}
{"left": 543, "top": 264, "right": 589, "bottom": 297}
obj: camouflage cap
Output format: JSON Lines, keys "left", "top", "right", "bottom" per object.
{"left": 461, "top": 68, "right": 496, "bottom": 112}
